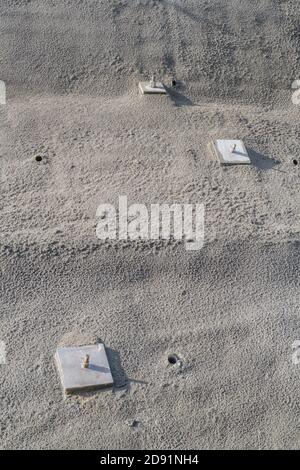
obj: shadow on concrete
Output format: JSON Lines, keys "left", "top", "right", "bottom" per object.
{"left": 106, "top": 347, "right": 128, "bottom": 390}
{"left": 166, "top": 86, "right": 194, "bottom": 107}
{"left": 88, "top": 364, "right": 111, "bottom": 374}
{"left": 106, "top": 347, "right": 148, "bottom": 392}
{"left": 247, "top": 148, "right": 281, "bottom": 171}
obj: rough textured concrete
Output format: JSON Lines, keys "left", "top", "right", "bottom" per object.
{"left": 0, "top": 0, "right": 300, "bottom": 450}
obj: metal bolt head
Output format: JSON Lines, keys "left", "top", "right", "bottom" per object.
{"left": 82, "top": 354, "right": 90, "bottom": 369}
{"left": 150, "top": 74, "right": 156, "bottom": 88}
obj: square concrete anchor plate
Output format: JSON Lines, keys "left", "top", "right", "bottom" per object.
{"left": 212, "top": 139, "right": 251, "bottom": 165}
{"left": 139, "top": 81, "right": 166, "bottom": 94}
{"left": 55, "top": 344, "right": 114, "bottom": 394}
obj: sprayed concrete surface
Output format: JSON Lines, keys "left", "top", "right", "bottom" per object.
{"left": 0, "top": 0, "right": 300, "bottom": 449}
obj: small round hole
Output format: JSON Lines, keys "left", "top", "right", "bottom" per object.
{"left": 171, "top": 80, "right": 177, "bottom": 87}
{"left": 35, "top": 155, "right": 43, "bottom": 162}
{"left": 293, "top": 159, "right": 298, "bottom": 166}
{"left": 168, "top": 354, "right": 178, "bottom": 365}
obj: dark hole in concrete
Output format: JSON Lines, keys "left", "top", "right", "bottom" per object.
{"left": 129, "top": 419, "right": 139, "bottom": 428}
{"left": 171, "top": 80, "right": 177, "bottom": 87}
{"left": 293, "top": 159, "right": 298, "bottom": 166}
{"left": 35, "top": 155, "right": 43, "bottom": 162}
{"left": 168, "top": 354, "right": 178, "bottom": 365}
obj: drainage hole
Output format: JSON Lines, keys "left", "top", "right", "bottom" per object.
{"left": 293, "top": 159, "right": 298, "bottom": 166}
{"left": 35, "top": 155, "right": 43, "bottom": 162}
{"left": 168, "top": 354, "right": 178, "bottom": 365}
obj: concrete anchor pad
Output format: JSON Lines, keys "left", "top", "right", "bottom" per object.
{"left": 55, "top": 344, "right": 114, "bottom": 394}
{"left": 139, "top": 81, "right": 166, "bottom": 94}
{"left": 211, "top": 139, "right": 251, "bottom": 165}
